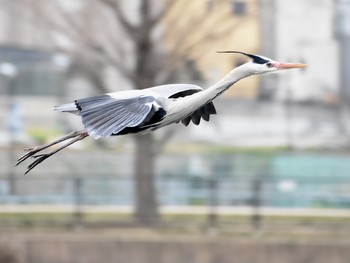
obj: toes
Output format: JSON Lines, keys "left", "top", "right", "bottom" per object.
{"left": 16, "top": 153, "right": 32, "bottom": 166}
{"left": 25, "top": 156, "right": 48, "bottom": 175}
{"left": 24, "top": 147, "right": 34, "bottom": 152}
{"left": 17, "top": 147, "right": 45, "bottom": 166}
{"left": 32, "top": 153, "right": 46, "bottom": 159}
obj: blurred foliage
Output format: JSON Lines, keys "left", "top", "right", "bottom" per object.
{"left": 26, "top": 127, "right": 61, "bottom": 144}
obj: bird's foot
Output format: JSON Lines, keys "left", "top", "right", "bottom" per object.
{"left": 16, "top": 145, "right": 47, "bottom": 166}
{"left": 24, "top": 153, "right": 51, "bottom": 175}
{"left": 16, "top": 130, "right": 89, "bottom": 175}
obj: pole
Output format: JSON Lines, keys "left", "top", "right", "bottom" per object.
{"left": 207, "top": 178, "right": 218, "bottom": 234}
{"left": 251, "top": 177, "right": 263, "bottom": 231}
{"left": 73, "top": 177, "right": 83, "bottom": 228}
{"left": 335, "top": 0, "right": 350, "bottom": 144}
{"left": 8, "top": 78, "right": 16, "bottom": 195}
{"left": 258, "top": 0, "right": 277, "bottom": 100}
{"left": 335, "top": 0, "right": 350, "bottom": 99}
{"left": 0, "top": 63, "right": 18, "bottom": 195}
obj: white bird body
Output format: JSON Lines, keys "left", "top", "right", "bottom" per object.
{"left": 54, "top": 84, "right": 201, "bottom": 115}
{"left": 55, "top": 64, "right": 254, "bottom": 138}
{"left": 17, "top": 51, "right": 306, "bottom": 174}
{"left": 54, "top": 83, "right": 213, "bottom": 138}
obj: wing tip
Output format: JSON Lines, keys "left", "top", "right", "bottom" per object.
{"left": 53, "top": 103, "right": 78, "bottom": 113}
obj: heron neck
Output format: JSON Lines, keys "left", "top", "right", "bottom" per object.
{"left": 205, "top": 64, "right": 253, "bottom": 101}
{"left": 165, "top": 64, "right": 253, "bottom": 122}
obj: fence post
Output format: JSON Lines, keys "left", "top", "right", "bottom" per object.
{"left": 251, "top": 176, "right": 263, "bottom": 231}
{"left": 73, "top": 177, "right": 83, "bottom": 228}
{"left": 207, "top": 178, "right": 218, "bottom": 234}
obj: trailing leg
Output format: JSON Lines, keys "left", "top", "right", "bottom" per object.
{"left": 16, "top": 130, "right": 89, "bottom": 174}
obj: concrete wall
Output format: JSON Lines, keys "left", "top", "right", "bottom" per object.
{"left": 5, "top": 236, "right": 350, "bottom": 263}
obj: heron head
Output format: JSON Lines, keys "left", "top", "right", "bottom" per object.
{"left": 217, "top": 51, "right": 306, "bottom": 75}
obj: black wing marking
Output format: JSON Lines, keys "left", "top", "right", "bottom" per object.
{"left": 116, "top": 107, "right": 166, "bottom": 135}
{"left": 181, "top": 116, "right": 191, "bottom": 126}
{"left": 169, "top": 89, "right": 202, "bottom": 98}
{"left": 75, "top": 94, "right": 110, "bottom": 111}
{"left": 75, "top": 95, "right": 157, "bottom": 138}
{"left": 170, "top": 89, "right": 217, "bottom": 126}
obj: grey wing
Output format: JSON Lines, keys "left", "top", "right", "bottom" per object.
{"left": 75, "top": 95, "right": 157, "bottom": 139}
{"left": 54, "top": 103, "right": 79, "bottom": 114}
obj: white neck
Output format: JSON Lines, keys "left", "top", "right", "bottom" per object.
{"left": 203, "top": 63, "right": 254, "bottom": 101}
{"left": 164, "top": 63, "right": 254, "bottom": 124}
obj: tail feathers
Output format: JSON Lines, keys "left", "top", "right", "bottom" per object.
{"left": 53, "top": 103, "right": 79, "bottom": 114}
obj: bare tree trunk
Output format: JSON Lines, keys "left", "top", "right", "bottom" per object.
{"left": 134, "top": 133, "right": 159, "bottom": 224}
{"left": 131, "top": 0, "right": 160, "bottom": 225}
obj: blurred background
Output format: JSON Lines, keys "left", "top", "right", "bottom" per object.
{"left": 1, "top": 0, "right": 350, "bottom": 262}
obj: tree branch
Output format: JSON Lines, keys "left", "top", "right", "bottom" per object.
{"left": 100, "top": 0, "right": 137, "bottom": 39}
{"left": 149, "top": 0, "right": 177, "bottom": 26}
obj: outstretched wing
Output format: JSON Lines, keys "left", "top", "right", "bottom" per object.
{"left": 169, "top": 89, "right": 217, "bottom": 126}
{"left": 147, "top": 84, "right": 202, "bottom": 97}
{"left": 75, "top": 95, "right": 160, "bottom": 139}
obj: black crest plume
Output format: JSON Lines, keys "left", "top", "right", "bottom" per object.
{"left": 217, "top": 50, "right": 269, "bottom": 64}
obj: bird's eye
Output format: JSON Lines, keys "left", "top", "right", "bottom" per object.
{"left": 266, "top": 62, "right": 273, "bottom": 68}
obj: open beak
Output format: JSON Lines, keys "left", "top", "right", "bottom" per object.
{"left": 273, "top": 62, "right": 307, "bottom": 70}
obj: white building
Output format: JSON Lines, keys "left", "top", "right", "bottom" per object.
{"left": 260, "top": 0, "right": 339, "bottom": 102}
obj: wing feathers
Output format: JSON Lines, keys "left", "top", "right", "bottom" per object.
{"left": 170, "top": 88, "right": 217, "bottom": 127}
{"left": 181, "top": 117, "right": 192, "bottom": 126}
{"left": 56, "top": 85, "right": 218, "bottom": 135}
{"left": 204, "top": 102, "right": 217, "bottom": 115}
{"left": 191, "top": 110, "right": 201, "bottom": 125}
{"left": 180, "top": 101, "right": 217, "bottom": 126}
{"left": 77, "top": 95, "right": 155, "bottom": 139}
{"left": 53, "top": 103, "right": 79, "bottom": 114}
{"left": 199, "top": 107, "right": 210, "bottom": 122}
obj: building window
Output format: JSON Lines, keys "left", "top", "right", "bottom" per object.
{"left": 232, "top": 1, "right": 247, "bottom": 16}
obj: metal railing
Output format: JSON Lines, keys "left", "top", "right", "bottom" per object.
{"left": 0, "top": 174, "right": 350, "bottom": 229}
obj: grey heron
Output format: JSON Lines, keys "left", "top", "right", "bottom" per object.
{"left": 16, "top": 51, "right": 306, "bottom": 174}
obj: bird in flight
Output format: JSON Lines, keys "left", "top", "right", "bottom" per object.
{"left": 16, "top": 51, "right": 306, "bottom": 174}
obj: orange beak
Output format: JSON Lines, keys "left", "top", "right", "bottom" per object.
{"left": 273, "top": 62, "right": 307, "bottom": 70}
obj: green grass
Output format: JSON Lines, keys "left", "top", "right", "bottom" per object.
{"left": 2, "top": 212, "right": 350, "bottom": 242}
{"left": 0, "top": 212, "right": 131, "bottom": 228}
{"left": 2, "top": 212, "right": 350, "bottom": 230}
